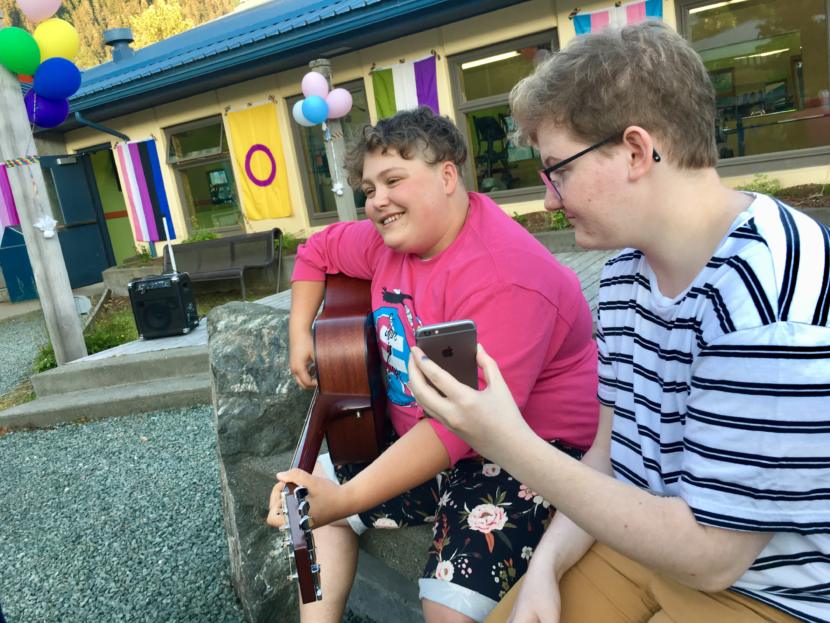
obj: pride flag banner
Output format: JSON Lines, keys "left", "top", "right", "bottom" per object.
{"left": 226, "top": 101, "right": 292, "bottom": 220}
{"left": 113, "top": 139, "right": 176, "bottom": 243}
{"left": 573, "top": 0, "right": 663, "bottom": 35}
{"left": 0, "top": 165, "right": 20, "bottom": 234}
{"left": 372, "top": 55, "right": 439, "bottom": 119}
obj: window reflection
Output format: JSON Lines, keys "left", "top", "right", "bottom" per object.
{"left": 687, "top": 0, "right": 830, "bottom": 158}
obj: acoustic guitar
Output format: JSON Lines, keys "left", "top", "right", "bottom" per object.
{"left": 279, "top": 273, "right": 388, "bottom": 604}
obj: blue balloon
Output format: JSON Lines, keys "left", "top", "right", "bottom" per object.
{"left": 34, "top": 57, "right": 82, "bottom": 100}
{"left": 301, "top": 95, "right": 329, "bottom": 125}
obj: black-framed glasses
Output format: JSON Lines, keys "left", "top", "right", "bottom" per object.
{"left": 539, "top": 135, "right": 661, "bottom": 202}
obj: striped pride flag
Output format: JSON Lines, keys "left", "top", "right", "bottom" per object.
{"left": 371, "top": 55, "right": 439, "bottom": 119}
{"left": 0, "top": 165, "right": 20, "bottom": 240}
{"left": 573, "top": 0, "right": 662, "bottom": 36}
{"left": 113, "top": 139, "right": 176, "bottom": 243}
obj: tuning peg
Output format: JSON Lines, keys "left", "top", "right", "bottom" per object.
{"left": 299, "top": 514, "right": 314, "bottom": 531}
{"left": 294, "top": 486, "right": 308, "bottom": 499}
{"left": 282, "top": 537, "right": 291, "bottom": 548}
{"left": 298, "top": 500, "right": 310, "bottom": 515}
{"left": 311, "top": 563, "right": 321, "bottom": 574}
{"left": 315, "top": 587, "right": 323, "bottom": 600}
{"left": 287, "top": 572, "right": 299, "bottom": 581}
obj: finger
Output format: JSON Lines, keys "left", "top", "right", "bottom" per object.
{"left": 477, "top": 343, "right": 508, "bottom": 392}
{"left": 277, "top": 468, "right": 313, "bottom": 487}
{"left": 408, "top": 349, "right": 455, "bottom": 420}
{"left": 293, "top": 367, "right": 316, "bottom": 389}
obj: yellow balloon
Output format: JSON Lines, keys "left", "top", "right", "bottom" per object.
{"left": 33, "top": 19, "right": 80, "bottom": 62}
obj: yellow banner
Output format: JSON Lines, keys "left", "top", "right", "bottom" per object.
{"left": 226, "top": 102, "right": 293, "bottom": 220}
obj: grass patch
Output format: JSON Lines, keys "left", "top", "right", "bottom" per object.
{"left": 0, "top": 379, "right": 35, "bottom": 412}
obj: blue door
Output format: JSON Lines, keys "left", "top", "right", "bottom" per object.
{"left": 40, "top": 154, "right": 115, "bottom": 288}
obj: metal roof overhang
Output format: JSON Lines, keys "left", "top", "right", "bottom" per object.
{"left": 65, "top": 0, "right": 527, "bottom": 130}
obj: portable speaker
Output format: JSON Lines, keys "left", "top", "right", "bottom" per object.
{"left": 127, "top": 272, "right": 200, "bottom": 340}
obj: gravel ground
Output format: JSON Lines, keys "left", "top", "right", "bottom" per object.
{"left": 0, "top": 311, "right": 46, "bottom": 396}
{"left": 0, "top": 405, "right": 246, "bottom": 623}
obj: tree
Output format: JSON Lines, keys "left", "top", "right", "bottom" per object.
{"left": 129, "top": 0, "right": 194, "bottom": 49}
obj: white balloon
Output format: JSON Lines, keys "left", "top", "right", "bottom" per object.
{"left": 292, "top": 100, "right": 315, "bottom": 127}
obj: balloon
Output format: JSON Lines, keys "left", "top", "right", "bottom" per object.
{"left": 301, "top": 71, "right": 329, "bottom": 98}
{"left": 34, "top": 57, "right": 81, "bottom": 99}
{"left": 0, "top": 28, "right": 41, "bottom": 76}
{"left": 301, "top": 96, "right": 329, "bottom": 125}
{"left": 325, "top": 88, "right": 353, "bottom": 119}
{"left": 292, "top": 100, "right": 315, "bottom": 127}
{"left": 34, "top": 18, "right": 80, "bottom": 62}
{"left": 17, "top": 0, "right": 63, "bottom": 23}
{"left": 24, "top": 90, "right": 69, "bottom": 128}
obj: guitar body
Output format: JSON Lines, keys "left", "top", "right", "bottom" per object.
{"left": 281, "top": 273, "right": 389, "bottom": 604}
{"left": 314, "top": 274, "right": 388, "bottom": 466}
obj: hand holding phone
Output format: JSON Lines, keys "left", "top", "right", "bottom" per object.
{"left": 415, "top": 320, "right": 478, "bottom": 391}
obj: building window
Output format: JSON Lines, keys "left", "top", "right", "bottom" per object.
{"left": 166, "top": 116, "right": 242, "bottom": 233}
{"left": 680, "top": 0, "right": 830, "bottom": 160}
{"left": 288, "top": 81, "right": 370, "bottom": 224}
{"left": 450, "top": 31, "right": 557, "bottom": 200}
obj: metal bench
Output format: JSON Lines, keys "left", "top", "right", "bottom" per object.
{"left": 162, "top": 228, "right": 282, "bottom": 299}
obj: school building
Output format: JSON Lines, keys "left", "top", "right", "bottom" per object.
{"left": 32, "top": 0, "right": 830, "bottom": 265}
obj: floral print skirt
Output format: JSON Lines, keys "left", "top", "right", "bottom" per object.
{"left": 333, "top": 439, "right": 584, "bottom": 604}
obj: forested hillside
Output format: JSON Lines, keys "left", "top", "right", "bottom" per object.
{"left": 0, "top": 0, "right": 238, "bottom": 68}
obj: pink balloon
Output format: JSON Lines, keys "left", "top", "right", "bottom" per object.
{"left": 325, "top": 88, "right": 353, "bottom": 119}
{"left": 17, "top": 0, "right": 62, "bottom": 23}
{"left": 301, "top": 71, "right": 329, "bottom": 98}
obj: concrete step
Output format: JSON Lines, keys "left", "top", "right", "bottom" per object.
{"left": 0, "top": 373, "right": 211, "bottom": 429}
{"left": 31, "top": 345, "right": 208, "bottom": 397}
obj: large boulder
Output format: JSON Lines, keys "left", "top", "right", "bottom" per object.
{"left": 208, "top": 301, "right": 311, "bottom": 622}
{"left": 208, "top": 301, "right": 430, "bottom": 623}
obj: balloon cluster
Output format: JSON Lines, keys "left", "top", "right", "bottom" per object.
{"left": 292, "top": 71, "right": 353, "bottom": 127}
{"left": 0, "top": 0, "right": 81, "bottom": 129}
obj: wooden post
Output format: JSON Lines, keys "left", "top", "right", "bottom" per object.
{"left": 309, "top": 58, "right": 358, "bottom": 222}
{"left": 0, "top": 66, "right": 87, "bottom": 364}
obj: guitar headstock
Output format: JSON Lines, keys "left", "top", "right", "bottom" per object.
{"left": 279, "top": 485, "right": 322, "bottom": 604}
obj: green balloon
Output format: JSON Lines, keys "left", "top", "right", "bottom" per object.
{"left": 0, "top": 27, "right": 41, "bottom": 76}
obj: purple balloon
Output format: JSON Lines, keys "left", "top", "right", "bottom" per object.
{"left": 24, "top": 90, "right": 69, "bottom": 128}
{"left": 34, "top": 58, "right": 82, "bottom": 100}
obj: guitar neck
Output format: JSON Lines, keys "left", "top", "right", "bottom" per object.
{"left": 290, "top": 387, "right": 328, "bottom": 474}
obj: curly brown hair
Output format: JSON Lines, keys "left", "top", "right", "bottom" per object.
{"left": 344, "top": 106, "right": 467, "bottom": 188}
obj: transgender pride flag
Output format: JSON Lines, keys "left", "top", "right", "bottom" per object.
{"left": 574, "top": 0, "right": 663, "bottom": 36}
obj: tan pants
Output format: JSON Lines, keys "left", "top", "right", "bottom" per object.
{"left": 485, "top": 543, "right": 799, "bottom": 623}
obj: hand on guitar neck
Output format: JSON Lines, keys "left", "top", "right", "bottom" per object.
{"left": 266, "top": 467, "right": 351, "bottom": 530}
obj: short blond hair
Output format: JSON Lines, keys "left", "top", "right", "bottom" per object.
{"left": 510, "top": 21, "right": 717, "bottom": 168}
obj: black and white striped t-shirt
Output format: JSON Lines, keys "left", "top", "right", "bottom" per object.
{"left": 596, "top": 193, "right": 830, "bottom": 622}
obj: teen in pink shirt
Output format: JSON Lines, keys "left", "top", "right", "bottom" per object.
{"left": 269, "top": 107, "right": 597, "bottom": 623}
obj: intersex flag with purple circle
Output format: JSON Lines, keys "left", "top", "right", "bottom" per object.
{"left": 226, "top": 102, "right": 293, "bottom": 220}
{"left": 113, "top": 139, "right": 176, "bottom": 242}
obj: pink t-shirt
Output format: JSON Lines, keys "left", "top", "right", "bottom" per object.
{"left": 293, "top": 192, "right": 599, "bottom": 465}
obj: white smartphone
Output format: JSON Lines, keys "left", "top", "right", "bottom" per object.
{"left": 415, "top": 320, "right": 478, "bottom": 390}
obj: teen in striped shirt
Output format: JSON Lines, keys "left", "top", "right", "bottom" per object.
{"left": 409, "top": 20, "right": 829, "bottom": 623}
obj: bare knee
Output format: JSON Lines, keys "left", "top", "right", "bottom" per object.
{"left": 422, "top": 598, "right": 477, "bottom": 623}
